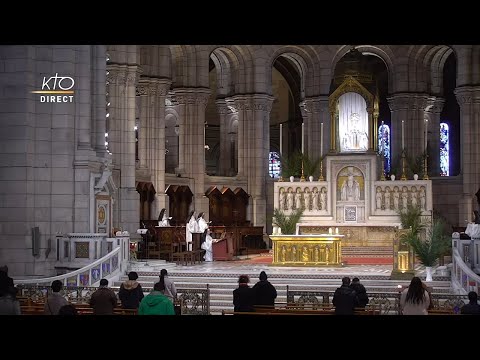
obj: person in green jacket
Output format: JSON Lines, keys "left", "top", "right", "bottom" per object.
{"left": 138, "top": 282, "right": 175, "bottom": 315}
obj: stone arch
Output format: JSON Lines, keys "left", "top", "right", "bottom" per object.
{"left": 264, "top": 46, "right": 319, "bottom": 98}
{"left": 331, "top": 45, "right": 395, "bottom": 94}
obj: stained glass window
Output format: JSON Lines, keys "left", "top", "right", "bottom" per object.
{"left": 378, "top": 123, "right": 391, "bottom": 174}
{"left": 440, "top": 122, "right": 449, "bottom": 176}
{"left": 269, "top": 152, "right": 281, "bottom": 178}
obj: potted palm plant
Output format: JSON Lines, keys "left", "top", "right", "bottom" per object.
{"left": 302, "top": 154, "right": 322, "bottom": 182}
{"left": 280, "top": 151, "right": 302, "bottom": 181}
{"left": 272, "top": 208, "right": 303, "bottom": 235}
{"left": 402, "top": 219, "right": 450, "bottom": 281}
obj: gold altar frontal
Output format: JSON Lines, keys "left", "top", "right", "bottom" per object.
{"left": 270, "top": 235, "right": 344, "bottom": 266}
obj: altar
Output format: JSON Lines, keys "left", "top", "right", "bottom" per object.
{"left": 270, "top": 234, "right": 344, "bottom": 266}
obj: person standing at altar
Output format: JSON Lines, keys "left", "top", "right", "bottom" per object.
{"left": 252, "top": 271, "right": 277, "bottom": 309}
{"left": 158, "top": 208, "right": 172, "bottom": 227}
{"left": 197, "top": 212, "right": 209, "bottom": 245}
{"left": 233, "top": 275, "right": 255, "bottom": 312}
{"left": 186, "top": 210, "right": 198, "bottom": 251}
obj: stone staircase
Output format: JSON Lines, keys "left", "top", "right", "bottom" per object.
{"left": 117, "top": 260, "right": 452, "bottom": 315}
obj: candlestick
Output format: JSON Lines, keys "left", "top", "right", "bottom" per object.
{"left": 320, "top": 122, "right": 324, "bottom": 157}
{"left": 424, "top": 119, "right": 428, "bottom": 152}
{"left": 301, "top": 122, "right": 304, "bottom": 154}
{"left": 279, "top": 123, "right": 283, "bottom": 156}
{"left": 401, "top": 120, "right": 405, "bottom": 150}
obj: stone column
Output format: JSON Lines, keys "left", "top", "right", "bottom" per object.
{"left": 136, "top": 81, "right": 148, "bottom": 169}
{"left": 300, "top": 96, "right": 329, "bottom": 160}
{"left": 216, "top": 99, "right": 230, "bottom": 176}
{"left": 455, "top": 86, "right": 480, "bottom": 225}
{"left": 231, "top": 95, "right": 248, "bottom": 177}
{"left": 387, "top": 93, "right": 430, "bottom": 171}
{"left": 151, "top": 79, "right": 171, "bottom": 216}
{"left": 106, "top": 64, "right": 141, "bottom": 234}
{"left": 93, "top": 45, "right": 107, "bottom": 156}
{"left": 425, "top": 97, "right": 445, "bottom": 176}
{"left": 175, "top": 88, "right": 211, "bottom": 214}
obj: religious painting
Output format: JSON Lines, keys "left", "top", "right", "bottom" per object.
{"left": 95, "top": 195, "right": 111, "bottom": 235}
{"left": 337, "top": 166, "right": 364, "bottom": 202}
{"left": 338, "top": 92, "right": 369, "bottom": 153}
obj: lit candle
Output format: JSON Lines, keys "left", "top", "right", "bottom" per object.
{"left": 279, "top": 123, "right": 283, "bottom": 156}
{"left": 401, "top": 120, "right": 405, "bottom": 150}
{"left": 320, "top": 122, "right": 324, "bottom": 157}
{"left": 301, "top": 122, "right": 305, "bottom": 154}
{"left": 335, "top": 227, "right": 339, "bottom": 234}
{"left": 424, "top": 119, "right": 428, "bottom": 152}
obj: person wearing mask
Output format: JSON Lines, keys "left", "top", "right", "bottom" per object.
{"left": 118, "top": 271, "right": 144, "bottom": 309}
{"left": 252, "top": 271, "right": 277, "bottom": 309}
{"left": 399, "top": 276, "right": 430, "bottom": 315}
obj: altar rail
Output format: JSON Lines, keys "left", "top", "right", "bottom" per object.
{"left": 14, "top": 232, "right": 130, "bottom": 287}
{"left": 285, "top": 287, "right": 468, "bottom": 315}
{"left": 451, "top": 232, "right": 480, "bottom": 294}
{"left": 15, "top": 284, "right": 210, "bottom": 315}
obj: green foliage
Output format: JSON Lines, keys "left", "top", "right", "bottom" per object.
{"left": 272, "top": 208, "right": 304, "bottom": 235}
{"left": 280, "top": 151, "right": 303, "bottom": 177}
{"left": 398, "top": 205, "right": 425, "bottom": 236}
{"left": 280, "top": 151, "right": 322, "bottom": 178}
{"left": 303, "top": 154, "right": 322, "bottom": 177}
{"left": 403, "top": 219, "right": 451, "bottom": 267}
{"left": 406, "top": 152, "right": 424, "bottom": 177}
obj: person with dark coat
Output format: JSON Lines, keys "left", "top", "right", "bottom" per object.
{"left": 118, "top": 271, "right": 144, "bottom": 309}
{"left": 0, "top": 266, "right": 17, "bottom": 299}
{"left": 252, "top": 271, "right": 277, "bottom": 308}
{"left": 0, "top": 274, "right": 20, "bottom": 315}
{"left": 233, "top": 275, "right": 255, "bottom": 312}
{"left": 89, "top": 279, "right": 118, "bottom": 315}
{"left": 349, "top": 277, "right": 369, "bottom": 308}
{"left": 461, "top": 291, "right": 480, "bottom": 315}
{"left": 332, "top": 276, "right": 359, "bottom": 315}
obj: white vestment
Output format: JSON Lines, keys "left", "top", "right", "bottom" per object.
{"left": 186, "top": 216, "right": 197, "bottom": 251}
{"left": 198, "top": 217, "right": 209, "bottom": 234}
{"left": 158, "top": 214, "right": 170, "bottom": 227}
{"left": 201, "top": 233, "right": 214, "bottom": 262}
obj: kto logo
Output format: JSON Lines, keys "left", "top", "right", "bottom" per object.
{"left": 31, "top": 73, "right": 75, "bottom": 103}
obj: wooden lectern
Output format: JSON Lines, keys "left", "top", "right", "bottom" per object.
{"left": 213, "top": 234, "right": 234, "bottom": 261}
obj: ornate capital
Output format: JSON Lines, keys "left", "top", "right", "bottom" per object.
{"left": 387, "top": 93, "right": 429, "bottom": 111}
{"left": 253, "top": 97, "right": 274, "bottom": 112}
{"left": 215, "top": 99, "right": 228, "bottom": 115}
{"left": 454, "top": 86, "right": 480, "bottom": 106}
{"left": 425, "top": 96, "right": 445, "bottom": 114}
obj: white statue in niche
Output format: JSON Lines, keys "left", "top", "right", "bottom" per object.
{"left": 279, "top": 188, "right": 286, "bottom": 210}
{"left": 304, "top": 188, "right": 312, "bottom": 211}
{"left": 401, "top": 187, "right": 409, "bottom": 209}
{"left": 411, "top": 186, "right": 418, "bottom": 208}
{"left": 384, "top": 187, "right": 391, "bottom": 210}
{"left": 419, "top": 186, "right": 426, "bottom": 210}
{"left": 375, "top": 187, "right": 383, "bottom": 210}
{"left": 312, "top": 188, "right": 319, "bottom": 211}
{"left": 340, "top": 174, "right": 361, "bottom": 201}
{"left": 338, "top": 92, "right": 369, "bottom": 153}
{"left": 287, "top": 188, "right": 294, "bottom": 210}
{"left": 320, "top": 187, "right": 327, "bottom": 211}
{"left": 393, "top": 186, "right": 400, "bottom": 210}
{"left": 295, "top": 188, "right": 303, "bottom": 210}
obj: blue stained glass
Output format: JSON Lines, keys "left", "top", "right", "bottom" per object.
{"left": 440, "top": 123, "right": 449, "bottom": 176}
{"left": 378, "top": 123, "right": 391, "bottom": 174}
{"left": 269, "top": 152, "right": 281, "bottom": 178}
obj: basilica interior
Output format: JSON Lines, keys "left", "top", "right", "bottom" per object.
{"left": 1, "top": 44, "right": 480, "bottom": 316}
